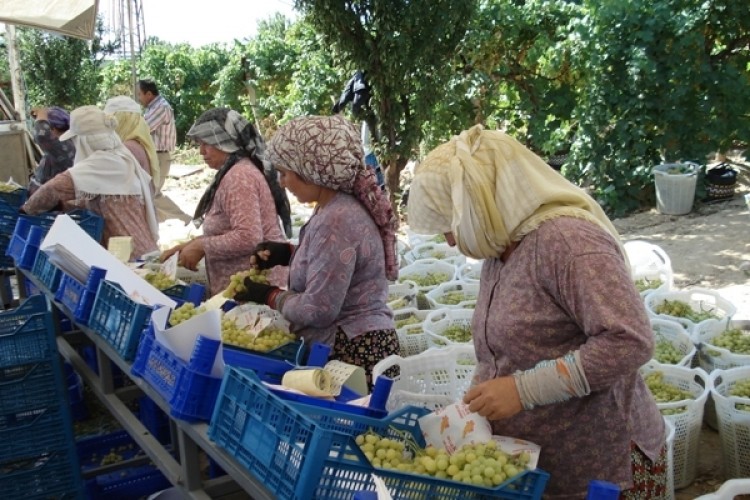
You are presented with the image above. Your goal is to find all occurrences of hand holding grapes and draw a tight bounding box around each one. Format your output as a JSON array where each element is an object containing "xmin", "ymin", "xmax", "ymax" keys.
[
  {"xmin": 250, "ymin": 241, "xmax": 293, "ymax": 270},
  {"xmin": 464, "ymin": 376, "xmax": 523, "ymax": 421},
  {"xmin": 178, "ymin": 239, "xmax": 205, "ymax": 271}
]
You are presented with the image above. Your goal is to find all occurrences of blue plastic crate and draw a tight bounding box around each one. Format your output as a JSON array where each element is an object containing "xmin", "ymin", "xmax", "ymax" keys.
[
  {"xmin": 137, "ymin": 395, "xmax": 171, "ymax": 445},
  {"xmin": 209, "ymin": 368, "xmax": 550, "ymax": 500},
  {"xmin": 1, "ymin": 360, "xmax": 66, "ymax": 417},
  {"xmin": 85, "ymin": 463, "xmax": 170, "ymax": 500},
  {"xmin": 81, "ymin": 345, "xmax": 128, "ymax": 388},
  {"xmin": 88, "ymin": 280, "xmax": 153, "ymax": 361},
  {"xmin": 0, "ymin": 446, "xmax": 84, "ymax": 500},
  {"xmin": 13, "ymin": 209, "xmax": 104, "ymax": 243},
  {"xmin": 31, "ymin": 249, "xmax": 62, "ymax": 293},
  {"xmin": 0, "ymin": 187, "xmax": 28, "ymax": 208},
  {"xmin": 76, "ymin": 430, "xmax": 143, "ymax": 472},
  {"xmin": 54, "ymin": 266, "xmax": 106, "ymax": 325},
  {"xmin": 6, "ymin": 219, "xmax": 47, "ymax": 269},
  {"xmin": 221, "ymin": 341, "xmax": 330, "ymax": 385},
  {"xmin": 134, "ymin": 327, "xmax": 221, "ymax": 422},
  {"xmin": 0, "ymin": 295, "xmax": 56, "ymax": 369},
  {"xmin": 0, "ymin": 234, "xmax": 14, "ymax": 269},
  {"xmin": 161, "ymin": 282, "xmax": 206, "ymax": 307}
]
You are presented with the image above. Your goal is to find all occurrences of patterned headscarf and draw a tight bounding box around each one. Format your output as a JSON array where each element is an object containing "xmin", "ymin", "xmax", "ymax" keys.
[
  {"xmin": 47, "ymin": 106, "xmax": 70, "ymax": 131},
  {"xmin": 407, "ymin": 125, "xmax": 624, "ymax": 261},
  {"xmin": 187, "ymin": 108, "xmax": 292, "ymax": 235},
  {"xmin": 267, "ymin": 114, "xmax": 399, "ymax": 281}
]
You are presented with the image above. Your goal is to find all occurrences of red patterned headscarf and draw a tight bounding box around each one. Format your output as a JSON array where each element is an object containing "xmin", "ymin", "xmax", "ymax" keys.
[{"xmin": 267, "ymin": 115, "xmax": 399, "ymax": 281}]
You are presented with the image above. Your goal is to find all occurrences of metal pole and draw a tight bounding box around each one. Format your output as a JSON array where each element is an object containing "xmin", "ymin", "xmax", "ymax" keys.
[{"xmin": 126, "ymin": 0, "xmax": 138, "ymax": 98}]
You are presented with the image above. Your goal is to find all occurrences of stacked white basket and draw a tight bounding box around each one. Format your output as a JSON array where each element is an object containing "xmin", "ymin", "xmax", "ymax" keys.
[
  {"xmin": 398, "ymin": 259, "xmax": 456, "ymax": 293},
  {"xmin": 372, "ymin": 344, "xmax": 476, "ymax": 412},
  {"xmin": 391, "ymin": 307, "xmax": 430, "ymax": 357},
  {"xmin": 665, "ymin": 417, "xmax": 676, "ymax": 500},
  {"xmin": 645, "ymin": 288, "xmax": 737, "ymax": 343},
  {"xmin": 625, "ymin": 240, "xmax": 674, "ymax": 297},
  {"xmin": 641, "ymin": 362, "xmax": 710, "ymax": 489},
  {"xmin": 425, "ymin": 280, "xmax": 479, "ymax": 310},
  {"xmin": 651, "ymin": 318, "xmax": 697, "ymax": 367},
  {"xmin": 709, "ymin": 366, "xmax": 750, "ymax": 479},
  {"xmin": 456, "ymin": 260, "xmax": 483, "ymax": 284},
  {"xmin": 423, "ymin": 308, "xmax": 474, "ymax": 348},
  {"xmin": 696, "ymin": 321, "xmax": 750, "ymax": 373}
]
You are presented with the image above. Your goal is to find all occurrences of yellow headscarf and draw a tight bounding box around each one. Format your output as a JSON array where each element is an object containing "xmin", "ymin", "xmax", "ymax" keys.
[
  {"xmin": 111, "ymin": 112, "xmax": 161, "ymax": 189},
  {"xmin": 407, "ymin": 125, "xmax": 624, "ymax": 260}
]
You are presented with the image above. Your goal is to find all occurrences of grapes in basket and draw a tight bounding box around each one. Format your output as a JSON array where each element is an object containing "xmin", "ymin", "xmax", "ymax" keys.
[
  {"xmin": 395, "ymin": 314, "xmax": 421, "ymax": 329},
  {"xmin": 223, "ymin": 268, "xmax": 270, "ymax": 298},
  {"xmin": 437, "ymin": 291, "xmax": 473, "ymax": 305},
  {"xmin": 145, "ymin": 271, "xmax": 177, "ymax": 290},
  {"xmin": 653, "ymin": 338, "xmax": 684, "ymax": 364},
  {"xmin": 438, "ymin": 325, "xmax": 472, "ymax": 343},
  {"xmin": 730, "ymin": 379, "xmax": 750, "ymax": 411},
  {"xmin": 653, "ymin": 299, "xmax": 718, "ymax": 323},
  {"xmin": 221, "ymin": 316, "xmax": 296, "ymax": 352},
  {"xmin": 355, "ymin": 431, "xmax": 530, "ymax": 487},
  {"xmin": 400, "ymin": 272, "xmax": 451, "ymax": 287},
  {"xmin": 706, "ymin": 328, "xmax": 750, "ymax": 355},
  {"xmin": 168, "ymin": 302, "xmax": 206, "ymax": 327},
  {"xmin": 634, "ymin": 277, "xmax": 663, "ymax": 293},
  {"xmin": 643, "ymin": 371, "xmax": 692, "ymax": 416}
]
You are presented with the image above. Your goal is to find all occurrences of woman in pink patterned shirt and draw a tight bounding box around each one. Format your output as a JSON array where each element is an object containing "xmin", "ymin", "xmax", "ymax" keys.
[
  {"xmin": 161, "ymin": 108, "xmax": 291, "ymax": 297},
  {"xmin": 234, "ymin": 115, "xmax": 400, "ymax": 387},
  {"xmin": 407, "ymin": 126, "xmax": 667, "ymax": 498}
]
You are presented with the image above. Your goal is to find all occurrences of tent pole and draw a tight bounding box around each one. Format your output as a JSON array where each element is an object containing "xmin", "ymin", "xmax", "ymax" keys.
[
  {"xmin": 5, "ymin": 24, "xmax": 26, "ymax": 121},
  {"xmin": 126, "ymin": 0, "xmax": 138, "ymax": 97}
]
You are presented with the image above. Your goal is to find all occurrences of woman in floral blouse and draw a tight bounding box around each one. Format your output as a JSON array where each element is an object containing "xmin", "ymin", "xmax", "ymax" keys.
[
  {"xmin": 235, "ymin": 115, "xmax": 400, "ymax": 387},
  {"xmin": 405, "ymin": 125, "xmax": 668, "ymax": 498}
]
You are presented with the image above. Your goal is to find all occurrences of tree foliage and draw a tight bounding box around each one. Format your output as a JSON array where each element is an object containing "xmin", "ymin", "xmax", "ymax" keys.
[{"xmin": 294, "ymin": 0, "xmax": 479, "ymax": 198}]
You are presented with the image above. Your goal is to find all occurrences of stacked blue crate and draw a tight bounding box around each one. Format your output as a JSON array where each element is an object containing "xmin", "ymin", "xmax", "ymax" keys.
[{"xmin": 0, "ymin": 295, "xmax": 84, "ymax": 499}]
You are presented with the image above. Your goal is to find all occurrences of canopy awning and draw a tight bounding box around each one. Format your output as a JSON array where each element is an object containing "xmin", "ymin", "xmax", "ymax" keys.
[{"xmin": 0, "ymin": 0, "xmax": 98, "ymax": 40}]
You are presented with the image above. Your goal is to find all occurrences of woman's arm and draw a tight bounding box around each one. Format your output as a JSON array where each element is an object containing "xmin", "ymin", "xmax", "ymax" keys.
[{"xmin": 21, "ymin": 172, "xmax": 75, "ymax": 214}]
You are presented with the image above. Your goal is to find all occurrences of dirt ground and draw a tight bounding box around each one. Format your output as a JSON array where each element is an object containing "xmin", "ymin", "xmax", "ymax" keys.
[{"xmin": 160, "ymin": 156, "xmax": 750, "ymax": 499}]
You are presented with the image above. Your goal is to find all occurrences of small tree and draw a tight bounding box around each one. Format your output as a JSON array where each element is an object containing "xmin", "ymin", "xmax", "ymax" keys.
[{"xmin": 295, "ymin": 0, "xmax": 479, "ymax": 203}]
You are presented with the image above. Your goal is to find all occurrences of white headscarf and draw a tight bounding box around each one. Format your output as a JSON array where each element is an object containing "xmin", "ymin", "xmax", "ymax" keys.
[{"xmin": 62, "ymin": 106, "xmax": 159, "ymax": 240}]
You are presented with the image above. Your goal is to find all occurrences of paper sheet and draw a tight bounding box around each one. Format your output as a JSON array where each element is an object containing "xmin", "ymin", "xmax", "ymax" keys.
[{"xmin": 107, "ymin": 236, "xmax": 133, "ymax": 263}]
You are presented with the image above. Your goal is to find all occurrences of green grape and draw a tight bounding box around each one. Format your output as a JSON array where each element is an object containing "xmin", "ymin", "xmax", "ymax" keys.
[
  {"xmin": 437, "ymin": 291, "xmax": 473, "ymax": 305},
  {"xmin": 653, "ymin": 338, "xmax": 684, "ymax": 364},
  {"xmin": 221, "ymin": 318, "xmax": 297, "ymax": 352},
  {"xmin": 145, "ymin": 271, "xmax": 177, "ymax": 290},
  {"xmin": 708, "ymin": 328, "xmax": 750, "ymax": 355},
  {"xmin": 653, "ymin": 299, "xmax": 718, "ymax": 323},
  {"xmin": 400, "ymin": 272, "xmax": 451, "ymax": 287},
  {"xmin": 730, "ymin": 379, "xmax": 750, "ymax": 411},
  {"xmin": 224, "ymin": 268, "xmax": 270, "ymax": 297},
  {"xmin": 395, "ymin": 314, "xmax": 421, "ymax": 329},
  {"xmin": 635, "ymin": 278, "xmax": 663, "ymax": 292},
  {"xmin": 439, "ymin": 325, "xmax": 473, "ymax": 343},
  {"xmin": 168, "ymin": 302, "xmax": 206, "ymax": 326},
  {"xmin": 643, "ymin": 371, "xmax": 693, "ymax": 416}
]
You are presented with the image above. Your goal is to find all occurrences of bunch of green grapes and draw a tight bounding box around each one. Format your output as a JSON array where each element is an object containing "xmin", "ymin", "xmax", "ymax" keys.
[
  {"xmin": 168, "ymin": 302, "xmax": 206, "ymax": 326},
  {"xmin": 222, "ymin": 318, "xmax": 297, "ymax": 352},
  {"xmin": 0, "ymin": 183, "xmax": 21, "ymax": 193},
  {"xmin": 400, "ymin": 272, "xmax": 451, "ymax": 287},
  {"xmin": 438, "ymin": 291, "xmax": 473, "ymax": 305},
  {"xmin": 635, "ymin": 278, "xmax": 663, "ymax": 292},
  {"xmin": 440, "ymin": 324, "xmax": 473, "ymax": 343},
  {"xmin": 730, "ymin": 379, "xmax": 750, "ymax": 411},
  {"xmin": 653, "ymin": 338, "xmax": 684, "ymax": 364},
  {"xmin": 224, "ymin": 268, "xmax": 270, "ymax": 297},
  {"xmin": 292, "ymin": 215, "xmax": 306, "ymax": 227},
  {"xmin": 653, "ymin": 299, "xmax": 718, "ymax": 323},
  {"xmin": 355, "ymin": 432, "xmax": 529, "ymax": 487},
  {"xmin": 395, "ymin": 314, "xmax": 421, "ymax": 329},
  {"xmin": 388, "ymin": 297, "xmax": 411, "ymax": 310},
  {"xmin": 429, "ymin": 250, "xmax": 446, "ymax": 259},
  {"xmin": 707, "ymin": 328, "xmax": 750, "ymax": 355},
  {"xmin": 145, "ymin": 271, "xmax": 177, "ymax": 290},
  {"xmin": 644, "ymin": 371, "xmax": 692, "ymax": 415}
]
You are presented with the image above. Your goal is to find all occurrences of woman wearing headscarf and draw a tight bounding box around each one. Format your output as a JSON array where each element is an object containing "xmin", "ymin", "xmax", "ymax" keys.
[
  {"xmin": 235, "ymin": 114, "xmax": 400, "ymax": 387},
  {"xmin": 161, "ymin": 108, "xmax": 292, "ymax": 297},
  {"xmin": 406, "ymin": 125, "xmax": 667, "ymax": 498},
  {"xmin": 104, "ymin": 96, "xmax": 160, "ymax": 192},
  {"xmin": 28, "ymin": 106, "xmax": 76, "ymax": 194},
  {"xmin": 22, "ymin": 105, "xmax": 159, "ymax": 260}
]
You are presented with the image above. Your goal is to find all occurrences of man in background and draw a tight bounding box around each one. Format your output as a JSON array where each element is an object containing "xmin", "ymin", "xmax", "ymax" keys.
[{"xmin": 136, "ymin": 79, "xmax": 175, "ymax": 194}]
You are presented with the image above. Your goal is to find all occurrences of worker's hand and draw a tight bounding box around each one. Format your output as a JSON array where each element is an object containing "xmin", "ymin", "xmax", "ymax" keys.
[
  {"xmin": 234, "ymin": 279, "xmax": 279, "ymax": 306},
  {"xmin": 177, "ymin": 239, "xmax": 205, "ymax": 271},
  {"xmin": 250, "ymin": 241, "xmax": 293, "ymax": 270},
  {"xmin": 463, "ymin": 376, "xmax": 523, "ymax": 421},
  {"xmin": 160, "ymin": 242, "xmax": 186, "ymax": 262}
]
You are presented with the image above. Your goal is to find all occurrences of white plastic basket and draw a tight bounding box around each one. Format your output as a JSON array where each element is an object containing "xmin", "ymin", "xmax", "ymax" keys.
[
  {"xmin": 405, "ymin": 229, "xmax": 445, "ymax": 248},
  {"xmin": 625, "ymin": 240, "xmax": 674, "ymax": 298},
  {"xmin": 640, "ymin": 362, "xmax": 710, "ymax": 489},
  {"xmin": 665, "ymin": 418, "xmax": 676, "ymax": 500},
  {"xmin": 397, "ymin": 259, "xmax": 456, "ymax": 292},
  {"xmin": 387, "ymin": 280, "xmax": 418, "ymax": 311},
  {"xmin": 425, "ymin": 281, "xmax": 479, "ymax": 310},
  {"xmin": 709, "ymin": 366, "xmax": 750, "ymax": 479},
  {"xmin": 456, "ymin": 260, "xmax": 483, "ymax": 284},
  {"xmin": 392, "ymin": 307, "xmax": 430, "ymax": 357},
  {"xmin": 645, "ymin": 288, "xmax": 737, "ymax": 343},
  {"xmin": 403, "ymin": 242, "xmax": 466, "ymax": 267},
  {"xmin": 144, "ymin": 261, "xmax": 208, "ymax": 287},
  {"xmin": 372, "ymin": 344, "xmax": 477, "ymax": 412},
  {"xmin": 653, "ymin": 162, "xmax": 699, "ymax": 215},
  {"xmin": 650, "ymin": 318, "xmax": 696, "ymax": 367},
  {"xmin": 697, "ymin": 321, "xmax": 750, "ymax": 373},
  {"xmin": 694, "ymin": 479, "xmax": 750, "ymax": 500},
  {"xmin": 423, "ymin": 308, "xmax": 474, "ymax": 348}
]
